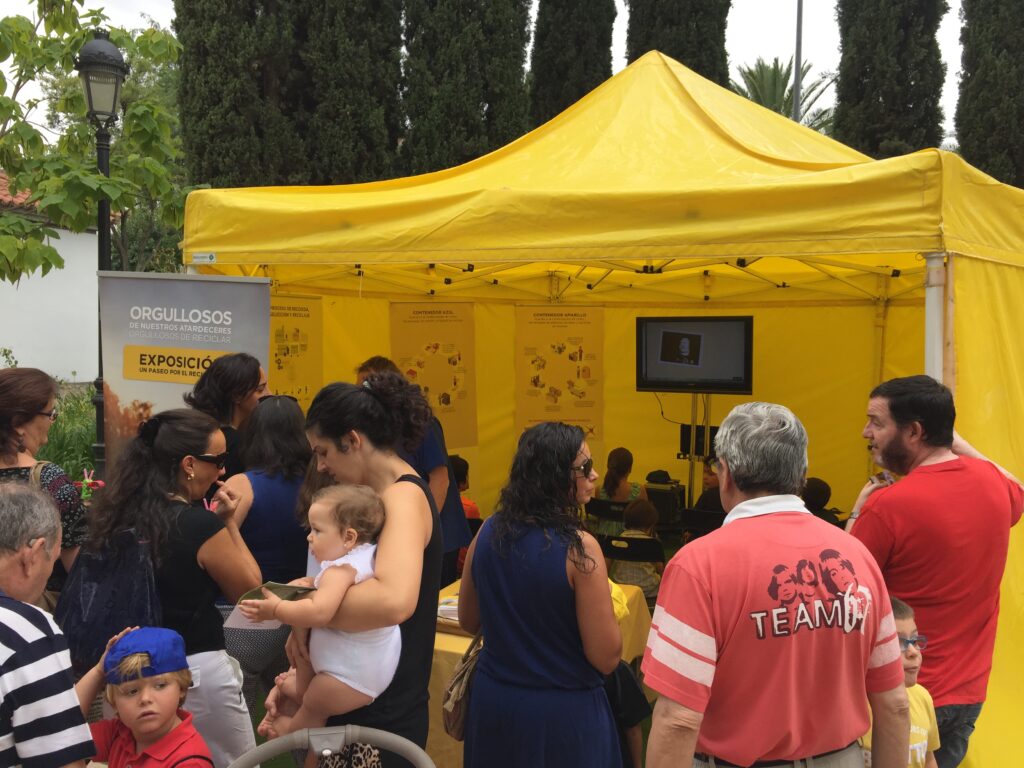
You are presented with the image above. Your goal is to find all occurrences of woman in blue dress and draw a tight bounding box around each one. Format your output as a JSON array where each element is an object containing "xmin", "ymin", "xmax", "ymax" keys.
[{"xmin": 459, "ymin": 421, "xmax": 623, "ymax": 768}]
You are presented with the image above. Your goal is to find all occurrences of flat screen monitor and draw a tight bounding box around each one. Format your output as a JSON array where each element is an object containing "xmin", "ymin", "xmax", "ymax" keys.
[{"xmin": 636, "ymin": 316, "xmax": 753, "ymax": 394}]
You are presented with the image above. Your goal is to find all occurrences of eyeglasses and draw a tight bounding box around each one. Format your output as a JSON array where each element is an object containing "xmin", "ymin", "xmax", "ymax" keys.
[
  {"xmin": 38, "ymin": 409, "xmax": 58, "ymax": 422},
  {"xmin": 898, "ymin": 635, "xmax": 927, "ymax": 652},
  {"xmin": 259, "ymin": 394, "xmax": 298, "ymax": 404},
  {"xmin": 194, "ymin": 452, "xmax": 229, "ymax": 469},
  {"xmin": 571, "ymin": 456, "xmax": 594, "ymax": 477}
]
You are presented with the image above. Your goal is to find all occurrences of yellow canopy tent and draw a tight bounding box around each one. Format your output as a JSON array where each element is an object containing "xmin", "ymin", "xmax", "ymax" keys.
[{"xmin": 182, "ymin": 52, "xmax": 1024, "ymax": 764}]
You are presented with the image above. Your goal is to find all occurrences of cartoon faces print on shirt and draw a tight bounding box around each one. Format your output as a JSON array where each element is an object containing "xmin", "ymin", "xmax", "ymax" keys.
[{"xmin": 752, "ymin": 548, "xmax": 872, "ymax": 640}]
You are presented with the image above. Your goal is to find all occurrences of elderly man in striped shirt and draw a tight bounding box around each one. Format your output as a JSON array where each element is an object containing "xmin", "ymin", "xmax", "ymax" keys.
[
  {"xmin": 643, "ymin": 402, "xmax": 910, "ymax": 768},
  {"xmin": 0, "ymin": 484, "xmax": 93, "ymax": 768}
]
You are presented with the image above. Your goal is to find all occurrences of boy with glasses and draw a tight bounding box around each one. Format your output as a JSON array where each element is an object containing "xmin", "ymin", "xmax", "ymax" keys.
[{"xmin": 861, "ymin": 597, "xmax": 940, "ymax": 768}]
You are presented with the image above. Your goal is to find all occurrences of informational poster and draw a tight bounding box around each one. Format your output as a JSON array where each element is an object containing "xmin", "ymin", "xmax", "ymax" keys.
[
  {"xmin": 515, "ymin": 307, "xmax": 603, "ymax": 439},
  {"xmin": 389, "ymin": 303, "xmax": 477, "ymax": 448},
  {"xmin": 99, "ymin": 272, "xmax": 270, "ymax": 464},
  {"xmin": 269, "ymin": 294, "xmax": 323, "ymax": 413}
]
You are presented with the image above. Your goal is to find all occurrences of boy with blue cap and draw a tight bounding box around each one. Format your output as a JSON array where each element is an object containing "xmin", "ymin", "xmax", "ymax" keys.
[{"xmin": 75, "ymin": 627, "xmax": 213, "ymax": 767}]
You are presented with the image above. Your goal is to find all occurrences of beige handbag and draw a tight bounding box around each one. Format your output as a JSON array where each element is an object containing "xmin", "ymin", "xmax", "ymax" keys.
[{"xmin": 441, "ymin": 632, "xmax": 483, "ymax": 741}]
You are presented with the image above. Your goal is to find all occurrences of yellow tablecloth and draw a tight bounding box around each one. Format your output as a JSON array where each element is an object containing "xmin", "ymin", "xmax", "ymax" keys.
[{"xmin": 426, "ymin": 580, "xmax": 652, "ymax": 767}]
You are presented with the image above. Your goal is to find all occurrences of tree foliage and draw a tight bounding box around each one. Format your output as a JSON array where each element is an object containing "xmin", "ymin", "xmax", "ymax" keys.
[
  {"xmin": 480, "ymin": 0, "xmax": 530, "ymax": 152},
  {"xmin": 731, "ymin": 57, "xmax": 835, "ymax": 134},
  {"xmin": 403, "ymin": 0, "xmax": 488, "ymax": 175},
  {"xmin": 529, "ymin": 0, "xmax": 616, "ymax": 129},
  {"xmin": 834, "ymin": 0, "xmax": 948, "ymax": 158},
  {"xmin": 1, "ymin": 0, "xmax": 189, "ymax": 282},
  {"xmin": 956, "ymin": 0, "xmax": 1024, "ymax": 187},
  {"xmin": 302, "ymin": 0, "xmax": 403, "ymax": 183},
  {"xmin": 176, "ymin": 0, "xmax": 406, "ymax": 187},
  {"xmin": 626, "ymin": 0, "xmax": 730, "ymax": 86}
]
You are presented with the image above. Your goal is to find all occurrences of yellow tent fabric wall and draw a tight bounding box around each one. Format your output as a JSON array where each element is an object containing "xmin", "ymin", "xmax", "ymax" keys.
[
  {"xmin": 953, "ymin": 257, "xmax": 1024, "ymax": 768},
  {"xmin": 316, "ymin": 294, "xmax": 923, "ymax": 518}
]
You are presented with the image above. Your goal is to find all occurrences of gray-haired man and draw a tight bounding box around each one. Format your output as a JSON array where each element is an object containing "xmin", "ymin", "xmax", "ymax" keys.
[
  {"xmin": 644, "ymin": 402, "xmax": 909, "ymax": 768},
  {"xmin": 0, "ymin": 484, "xmax": 93, "ymax": 767}
]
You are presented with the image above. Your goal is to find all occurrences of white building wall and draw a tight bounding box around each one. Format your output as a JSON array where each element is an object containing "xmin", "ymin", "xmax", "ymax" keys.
[{"xmin": 0, "ymin": 230, "xmax": 98, "ymax": 382}]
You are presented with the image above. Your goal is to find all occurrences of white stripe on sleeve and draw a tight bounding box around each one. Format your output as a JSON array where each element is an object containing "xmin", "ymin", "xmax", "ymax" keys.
[
  {"xmin": 652, "ymin": 605, "xmax": 717, "ymax": 661},
  {"xmin": 648, "ymin": 632, "xmax": 716, "ymax": 687},
  {"xmin": 869, "ymin": 635, "xmax": 901, "ymax": 668}
]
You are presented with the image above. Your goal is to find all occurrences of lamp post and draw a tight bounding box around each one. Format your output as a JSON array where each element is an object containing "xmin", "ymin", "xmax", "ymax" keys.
[{"xmin": 75, "ymin": 29, "xmax": 128, "ymax": 479}]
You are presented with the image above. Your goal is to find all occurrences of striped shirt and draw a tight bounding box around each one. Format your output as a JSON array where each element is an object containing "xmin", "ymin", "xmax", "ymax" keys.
[
  {"xmin": 642, "ymin": 497, "xmax": 903, "ymax": 766},
  {"xmin": 0, "ymin": 591, "xmax": 94, "ymax": 768}
]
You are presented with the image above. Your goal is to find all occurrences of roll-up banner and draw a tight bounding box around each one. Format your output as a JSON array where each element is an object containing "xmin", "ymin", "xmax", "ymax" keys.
[{"xmin": 99, "ymin": 272, "xmax": 270, "ymax": 465}]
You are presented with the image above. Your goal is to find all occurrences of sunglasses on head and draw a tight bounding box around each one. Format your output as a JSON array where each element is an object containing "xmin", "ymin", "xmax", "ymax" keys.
[
  {"xmin": 571, "ymin": 456, "xmax": 594, "ymax": 477},
  {"xmin": 194, "ymin": 452, "xmax": 229, "ymax": 469}
]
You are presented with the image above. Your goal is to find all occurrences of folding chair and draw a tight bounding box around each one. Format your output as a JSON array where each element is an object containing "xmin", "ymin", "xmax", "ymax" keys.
[
  {"xmin": 226, "ymin": 726, "xmax": 437, "ymax": 768},
  {"xmin": 645, "ymin": 483, "xmax": 686, "ymax": 540},
  {"xmin": 596, "ymin": 534, "xmax": 667, "ymax": 566},
  {"xmin": 583, "ymin": 498, "xmax": 629, "ymax": 535}
]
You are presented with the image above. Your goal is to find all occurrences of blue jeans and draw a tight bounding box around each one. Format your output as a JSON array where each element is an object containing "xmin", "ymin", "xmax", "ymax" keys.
[{"xmin": 934, "ymin": 702, "xmax": 984, "ymax": 768}]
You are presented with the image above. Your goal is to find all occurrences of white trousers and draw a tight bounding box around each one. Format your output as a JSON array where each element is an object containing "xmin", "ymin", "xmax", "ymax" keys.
[{"xmin": 183, "ymin": 650, "xmax": 257, "ymax": 768}]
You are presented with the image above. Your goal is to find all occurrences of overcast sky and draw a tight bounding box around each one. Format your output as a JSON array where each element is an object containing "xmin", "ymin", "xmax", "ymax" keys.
[{"xmin": 13, "ymin": 0, "xmax": 963, "ymax": 139}]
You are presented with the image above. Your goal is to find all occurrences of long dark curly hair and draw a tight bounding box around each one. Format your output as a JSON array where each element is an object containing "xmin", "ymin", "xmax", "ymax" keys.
[
  {"xmin": 489, "ymin": 422, "xmax": 594, "ymax": 572},
  {"xmin": 305, "ymin": 372, "xmax": 431, "ymax": 454},
  {"xmin": 88, "ymin": 408, "xmax": 220, "ymax": 562}
]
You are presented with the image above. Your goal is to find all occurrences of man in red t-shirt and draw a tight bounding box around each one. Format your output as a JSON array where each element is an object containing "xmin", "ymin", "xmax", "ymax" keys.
[
  {"xmin": 850, "ymin": 375, "xmax": 1023, "ymax": 768},
  {"xmin": 644, "ymin": 402, "xmax": 908, "ymax": 768}
]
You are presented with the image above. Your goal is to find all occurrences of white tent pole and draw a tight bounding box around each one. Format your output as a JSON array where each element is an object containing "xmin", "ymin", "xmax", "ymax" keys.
[{"xmin": 924, "ymin": 252, "xmax": 947, "ymax": 382}]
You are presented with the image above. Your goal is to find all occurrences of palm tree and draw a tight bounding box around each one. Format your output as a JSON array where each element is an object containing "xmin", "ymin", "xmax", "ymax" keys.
[{"xmin": 731, "ymin": 57, "xmax": 835, "ymax": 135}]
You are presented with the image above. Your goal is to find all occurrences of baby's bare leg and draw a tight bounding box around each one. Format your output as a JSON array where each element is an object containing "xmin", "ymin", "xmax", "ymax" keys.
[{"xmin": 270, "ymin": 673, "xmax": 373, "ymax": 737}]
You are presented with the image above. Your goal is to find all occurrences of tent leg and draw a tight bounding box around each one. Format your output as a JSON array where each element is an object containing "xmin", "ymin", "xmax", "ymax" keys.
[{"xmin": 924, "ymin": 252, "xmax": 947, "ymax": 382}]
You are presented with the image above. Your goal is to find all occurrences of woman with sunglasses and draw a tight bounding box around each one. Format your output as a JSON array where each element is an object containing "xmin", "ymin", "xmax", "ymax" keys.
[
  {"xmin": 218, "ymin": 395, "xmax": 311, "ymax": 712},
  {"xmin": 458, "ymin": 421, "xmax": 622, "ymax": 768},
  {"xmin": 0, "ymin": 367, "xmax": 88, "ymax": 605},
  {"xmin": 88, "ymin": 408, "xmax": 261, "ymax": 766},
  {"xmin": 184, "ymin": 352, "xmax": 269, "ymax": 484}
]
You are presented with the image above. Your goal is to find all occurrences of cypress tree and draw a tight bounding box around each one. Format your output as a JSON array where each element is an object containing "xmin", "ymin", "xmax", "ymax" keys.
[
  {"xmin": 176, "ymin": 0, "xmax": 265, "ymax": 186},
  {"xmin": 529, "ymin": 0, "xmax": 617, "ymax": 128},
  {"xmin": 625, "ymin": 0, "xmax": 730, "ymax": 86},
  {"xmin": 176, "ymin": 0, "xmax": 309, "ymax": 187},
  {"xmin": 301, "ymin": 0, "xmax": 404, "ymax": 183},
  {"xmin": 833, "ymin": 0, "xmax": 948, "ymax": 158},
  {"xmin": 956, "ymin": 0, "xmax": 1024, "ymax": 187},
  {"xmin": 404, "ymin": 0, "xmax": 489, "ymax": 175},
  {"xmin": 481, "ymin": 0, "xmax": 530, "ymax": 151}
]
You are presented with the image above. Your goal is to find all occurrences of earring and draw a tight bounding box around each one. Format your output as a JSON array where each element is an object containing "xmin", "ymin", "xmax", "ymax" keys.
[
  {"xmin": 187, "ymin": 472, "xmax": 194, "ymax": 481},
  {"xmin": 16, "ymin": 434, "xmax": 26, "ymax": 453}
]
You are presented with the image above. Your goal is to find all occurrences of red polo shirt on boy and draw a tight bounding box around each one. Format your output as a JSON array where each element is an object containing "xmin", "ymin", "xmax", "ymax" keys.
[
  {"xmin": 89, "ymin": 709, "xmax": 212, "ymax": 768},
  {"xmin": 643, "ymin": 497, "xmax": 904, "ymax": 766}
]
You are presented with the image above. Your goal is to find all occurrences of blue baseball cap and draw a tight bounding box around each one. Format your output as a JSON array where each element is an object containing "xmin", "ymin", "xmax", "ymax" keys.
[{"xmin": 103, "ymin": 627, "xmax": 188, "ymax": 684}]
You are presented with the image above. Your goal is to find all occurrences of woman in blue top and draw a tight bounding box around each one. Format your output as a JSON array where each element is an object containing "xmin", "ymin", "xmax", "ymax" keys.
[
  {"xmin": 220, "ymin": 394, "xmax": 311, "ymax": 710},
  {"xmin": 459, "ymin": 421, "xmax": 623, "ymax": 768}
]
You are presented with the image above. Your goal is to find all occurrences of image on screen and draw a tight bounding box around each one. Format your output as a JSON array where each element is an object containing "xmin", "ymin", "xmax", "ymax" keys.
[{"xmin": 636, "ymin": 316, "xmax": 752, "ymax": 394}]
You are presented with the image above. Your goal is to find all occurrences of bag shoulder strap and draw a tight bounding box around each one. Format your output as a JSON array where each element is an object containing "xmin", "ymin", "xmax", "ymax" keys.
[
  {"xmin": 462, "ymin": 632, "xmax": 483, "ymax": 661},
  {"xmin": 29, "ymin": 460, "xmax": 50, "ymax": 489}
]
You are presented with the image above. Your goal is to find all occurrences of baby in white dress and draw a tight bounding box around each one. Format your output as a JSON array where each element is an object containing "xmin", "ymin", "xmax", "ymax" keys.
[{"xmin": 240, "ymin": 484, "xmax": 400, "ymax": 748}]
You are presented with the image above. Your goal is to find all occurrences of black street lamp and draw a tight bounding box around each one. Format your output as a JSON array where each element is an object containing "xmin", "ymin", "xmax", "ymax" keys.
[{"xmin": 75, "ymin": 29, "xmax": 128, "ymax": 479}]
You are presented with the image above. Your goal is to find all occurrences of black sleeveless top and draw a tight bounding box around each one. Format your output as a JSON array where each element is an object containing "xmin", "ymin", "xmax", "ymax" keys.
[{"xmin": 326, "ymin": 474, "xmax": 443, "ymax": 762}]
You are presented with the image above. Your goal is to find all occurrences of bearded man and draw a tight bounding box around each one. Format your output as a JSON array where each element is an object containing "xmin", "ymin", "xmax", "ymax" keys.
[{"xmin": 850, "ymin": 375, "xmax": 1023, "ymax": 768}]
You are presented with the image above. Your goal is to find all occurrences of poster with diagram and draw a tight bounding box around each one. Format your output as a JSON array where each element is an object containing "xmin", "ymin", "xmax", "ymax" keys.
[
  {"xmin": 515, "ymin": 307, "xmax": 603, "ymax": 439},
  {"xmin": 269, "ymin": 294, "xmax": 323, "ymax": 413},
  {"xmin": 389, "ymin": 303, "xmax": 477, "ymax": 448}
]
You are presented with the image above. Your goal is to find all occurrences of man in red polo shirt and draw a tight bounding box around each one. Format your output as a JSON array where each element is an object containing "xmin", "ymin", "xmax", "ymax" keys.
[
  {"xmin": 644, "ymin": 402, "xmax": 908, "ymax": 768},
  {"xmin": 850, "ymin": 375, "xmax": 1023, "ymax": 768}
]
